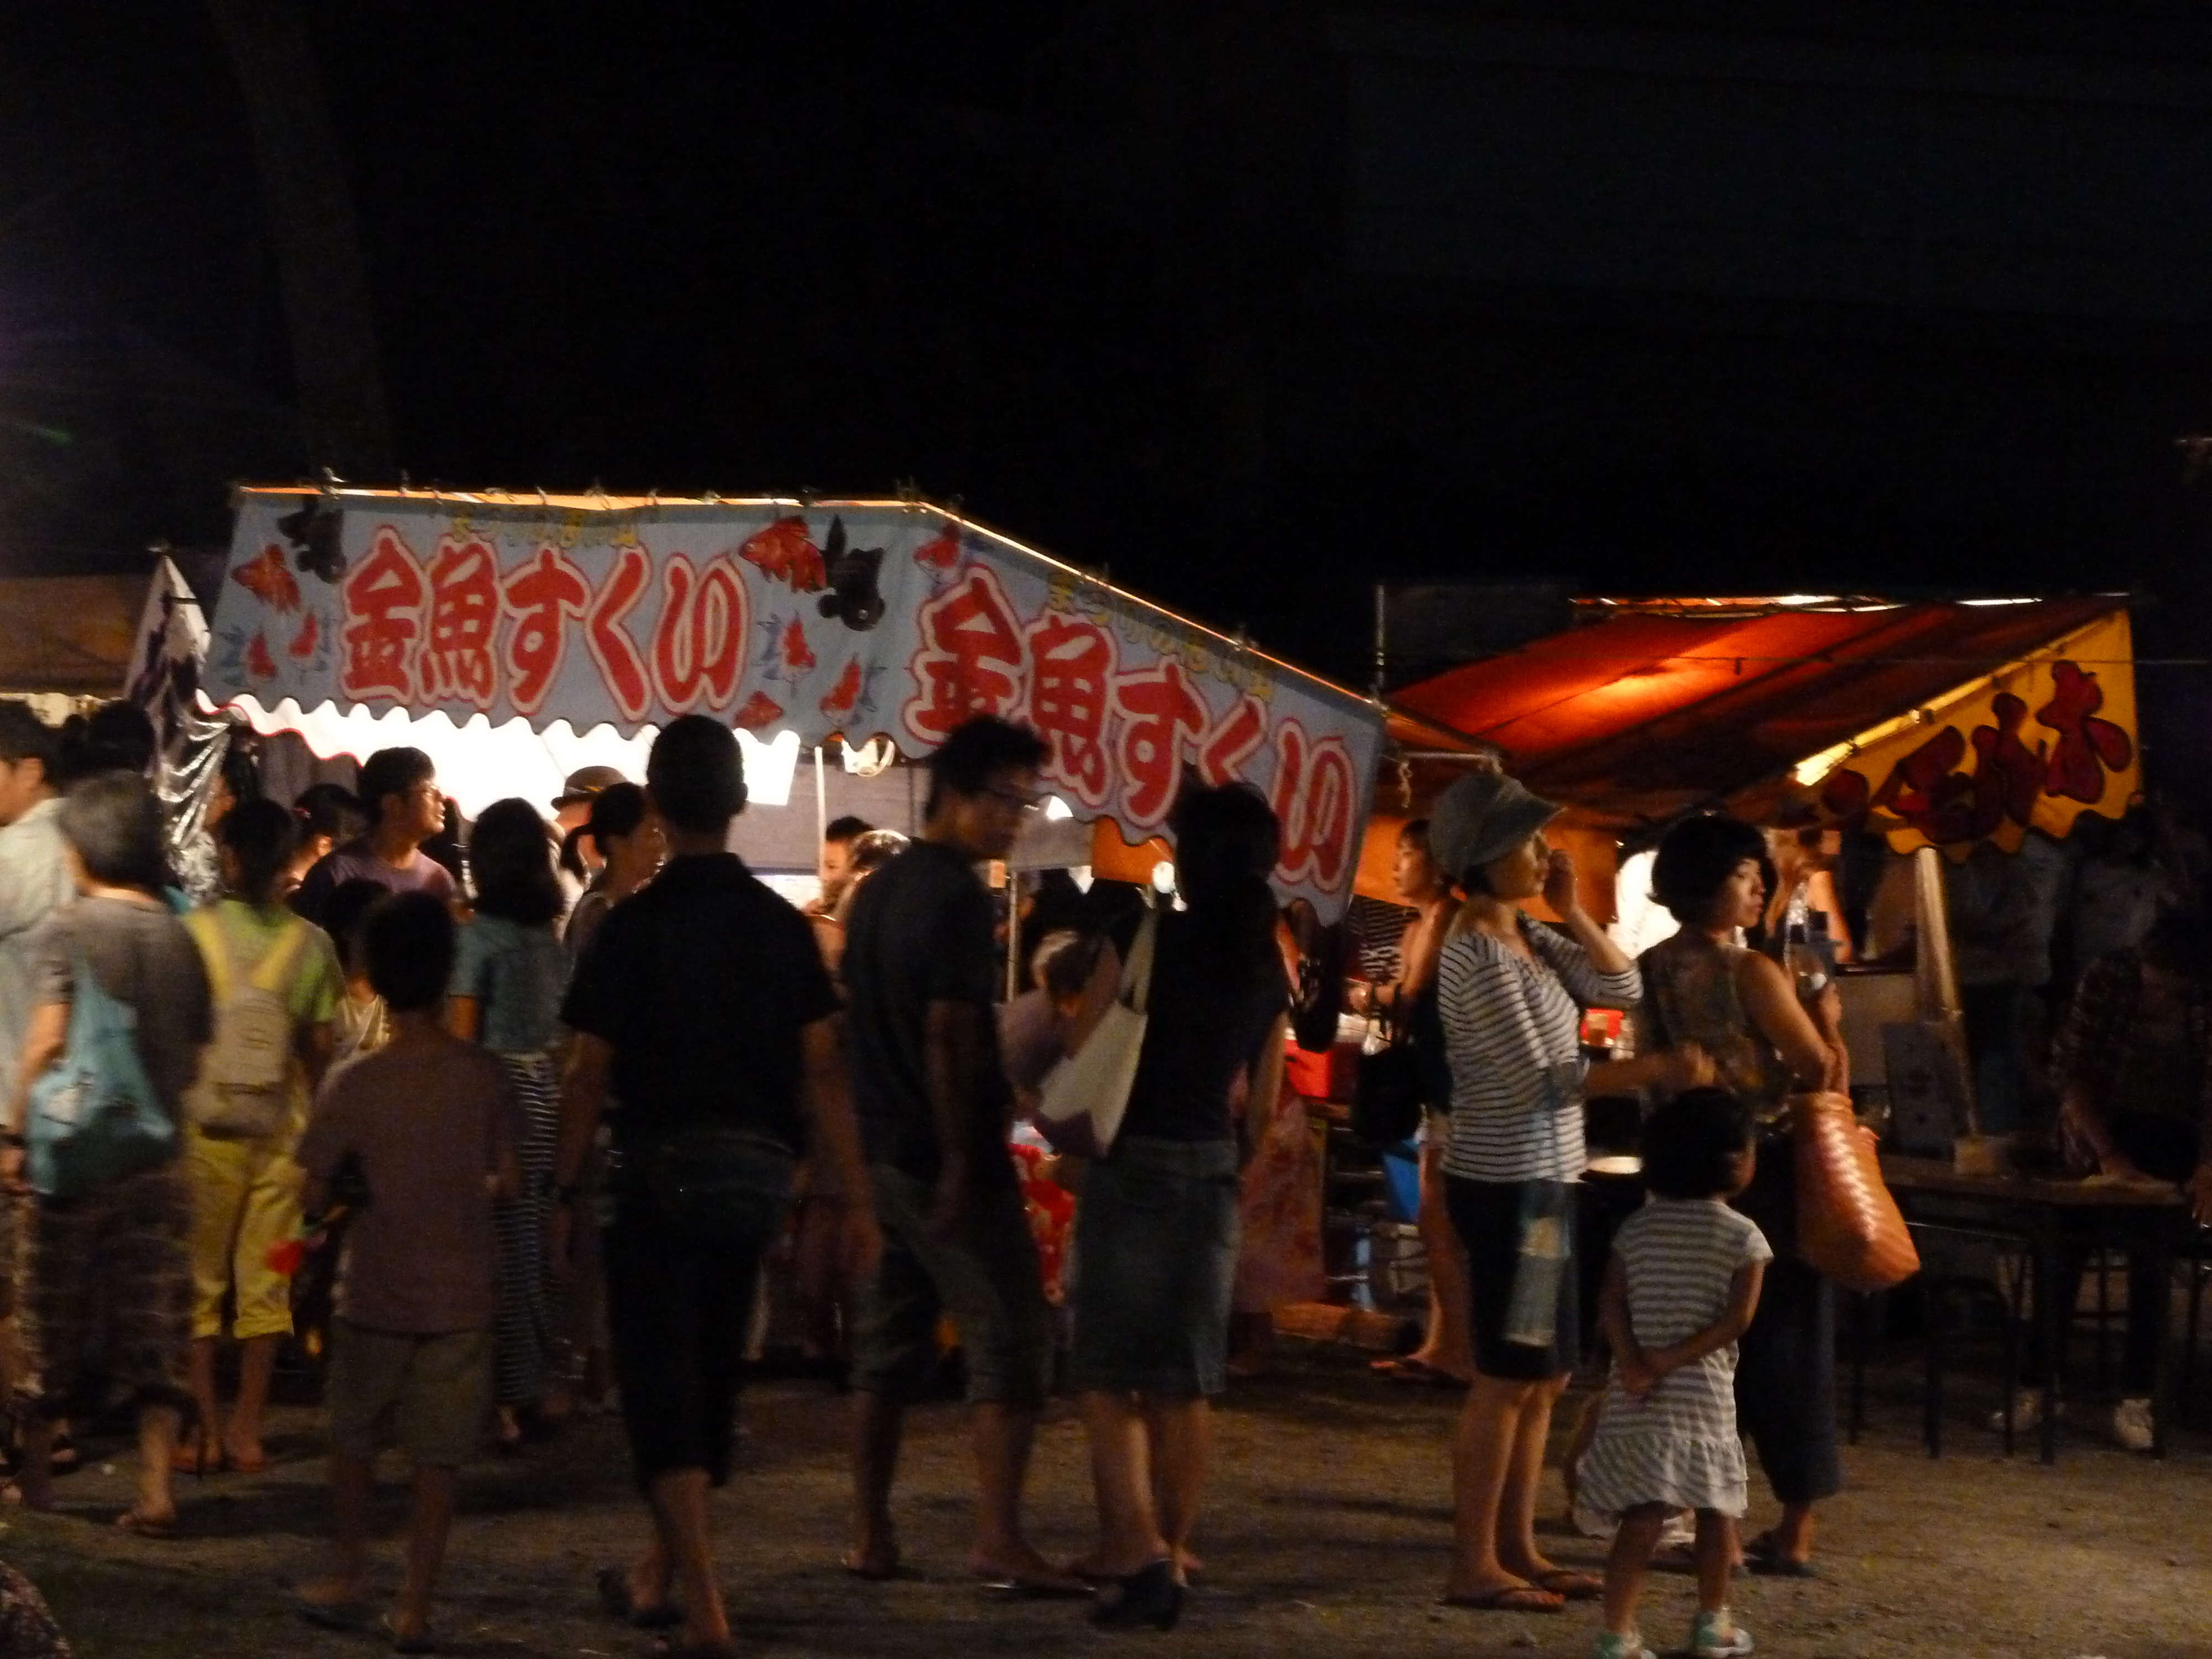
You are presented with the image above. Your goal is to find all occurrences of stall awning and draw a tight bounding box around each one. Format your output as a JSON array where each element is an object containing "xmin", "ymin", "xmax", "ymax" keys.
[
  {"xmin": 204, "ymin": 488, "xmax": 1386, "ymax": 917},
  {"xmin": 1391, "ymin": 596, "xmax": 2131, "ymax": 833},
  {"xmin": 0, "ymin": 575, "xmax": 148, "ymax": 696}
]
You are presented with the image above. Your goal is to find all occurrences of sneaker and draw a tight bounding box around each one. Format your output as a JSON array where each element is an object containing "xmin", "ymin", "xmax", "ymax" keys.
[
  {"xmin": 1690, "ymin": 1608, "xmax": 1755, "ymax": 1658},
  {"xmin": 2111, "ymin": 1397, "xmax": 2154, "ymax": 1453},
  {"xmin": 1985, "ymin": 1386, "xmax": 2064, "ymax": 1433},
  {"xmin": 1593, "ymin": 1634, "xmax": 1657, "ymax": 1659}
]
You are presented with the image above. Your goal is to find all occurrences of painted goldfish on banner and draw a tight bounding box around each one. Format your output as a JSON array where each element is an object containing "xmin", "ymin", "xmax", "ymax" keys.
[
  {"xmin": 233, "ymin": 544, "xmax": 301, "ymax": 614},
  {"xmin": 740, "ymin": 517, "xmax": 827, "ymax": 592}
]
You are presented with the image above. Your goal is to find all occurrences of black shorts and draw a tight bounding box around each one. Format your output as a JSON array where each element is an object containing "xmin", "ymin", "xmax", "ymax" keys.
[
  {"xmin": 604, "ymin": 1194, "xmax": 764, "ymax": 1490},
  {"xmin": 1446, "ymin": 1175, "xmax": 1579, "ymax": 1382}
]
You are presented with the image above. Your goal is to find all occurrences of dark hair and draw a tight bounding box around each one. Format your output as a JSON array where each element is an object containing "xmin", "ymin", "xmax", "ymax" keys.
[
  {"xmin": 59, "ymin": 700, "xmax": 157, "ymax": 784},
  {"xmin": 220, "ymin": 797, "xmax": 298, "ymax": 905},
  {"xmin": 924, "ymin": 716, "xmax": 1046, "ymax": 817},
  {"xmin": 217, "ymin": 743, "xmax": 262, "ymax": 811},
  {"xmin": 1640, "ymin": 1087, "xmax": 1755, "ymax": 1201},
  {"xmin": 58, "ymin": 771, "xmax": 169, "ymax": 892},
  {"xmin": 648, "ymin": 714, "xmax": 747, "ymax": 834},
  {"xmin": 324, "ymin": 878, "xmax": 389, "ymax": 976},
  {"xmin": 585, "ymin": 781, "xmax": 650, "ymax": 851},
  {"xmin": 825, "ymin": 813, "xmax": 873, "ymax": 844},
  {"xmin": 468, "ymin": 799, "xmax": 564, "ymax": 926},
  {"xmin": 1651, "ymin": 814, "xmax": 1775, "ymax": 926},
  {"xmin": 1169, "ymin": 781, "xmax": 1282, "ymax": 982},
  {"xmin": 420, "ymin": 795, "xmax": 465, "ymax": 883},
  {"xmin": 0, "ymin": 703, "xmax": 59, "ymax": 773},
  {"xmin": 563, "ymin": 780, "xmax": 652, "ymax": 882},
  {"xmin": 1171, "ymin": 781, "xmax": 1280, "ymax": 906},
  {"xmin": 294, "ymin": 781, "xmax": 364, "ymax": 843},
  {"xmin": 363, "ymin": 890, "xmax": 456, "ymax": 1012},
  {"xmin": 357, "ymin": 747, "xmax": 436, "ymax": 827},
  {"xmin": 847, "ymin": 828, "xmax": 909, "ymax": 879},
  {"xmin": 1399, "ymin": 817, "xmax": 1431, "ymax": 848},
  {"xmin": 1035, "ymin": 929, "xmax": 1102, "ymax": 1003}
]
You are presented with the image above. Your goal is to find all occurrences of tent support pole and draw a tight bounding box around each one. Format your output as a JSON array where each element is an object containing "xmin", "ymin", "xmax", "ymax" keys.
[
  {"xmin": 1373, "ymin": 582, "xmax": 1387, "ymax": 696},
  {"xmin": 813, "ymin": 745, "xmax": 827, "ymax": 866}
]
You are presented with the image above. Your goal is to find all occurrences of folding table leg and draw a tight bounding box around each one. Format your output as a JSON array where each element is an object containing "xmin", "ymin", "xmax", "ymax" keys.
[
  {"xmin": 2036, "ymin": 1231, "xmax": 2062, "ymax": 1466},
  {"xmin": 2149, "ymin": 1223, "xmax": 2177, "ymax": 1460},
  {"xmin": 2000, "ymin": 1290, "xmax": 2020, "ymax": 1459},
  {"xmin": 1848, "ymin": 1292, "xmax": 1868, "ymax": 1446},
  {"xmin": 1923, "ymin": 1281, "xmax": 1944, "ymax": 1459}
]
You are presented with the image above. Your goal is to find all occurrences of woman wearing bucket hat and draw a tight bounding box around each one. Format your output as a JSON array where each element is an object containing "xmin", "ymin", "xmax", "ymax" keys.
[{"xmin": 1429, "ymin": 770, "xmax": 1715, "ymax": 1614}]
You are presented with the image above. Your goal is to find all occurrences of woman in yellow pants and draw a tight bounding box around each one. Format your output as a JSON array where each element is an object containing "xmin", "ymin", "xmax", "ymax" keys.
[{"xmin": 181, "ymin": 799, "xmax": 339, "ymax": 1473}]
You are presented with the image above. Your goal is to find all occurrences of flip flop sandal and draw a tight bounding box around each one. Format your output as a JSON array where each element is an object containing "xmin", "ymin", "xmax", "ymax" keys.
[
  {"xmin": 1437, "ymin": 1585, "xmax": 1567, "ymax": 1613},
  {"xmin": 380, "ymin": 1614, "xmax": 436, "ymax": 1653},
  {"xmin": 1744, "ymin": 1532, "xmax": 1819, "ymax": 1578},
  {"xmin": 975, "ymin": 1575, "xmax": 1093, "ymax": 1600},
  {"xmin": 113, "ymin": 1508, "xmax": 177, "ymax": 1540},
  {"xmin": 595, "ymin": 1566, "xmax": 683, "ymax": 1629},
  {"xmin": 841, "ymin": 1549, "xmax": 900, "ymax": 1582},
  {"xmin": 1528, "ymin": 1569, "xmax": 1603, "ymax": 1600},
  {"xmin": 296, "ymin": 1598, "xmax": 376, "ymax": 1634},
  {"xmin": 171, "ymin": 1437, "xmax": 226, "ymax": 1477}
]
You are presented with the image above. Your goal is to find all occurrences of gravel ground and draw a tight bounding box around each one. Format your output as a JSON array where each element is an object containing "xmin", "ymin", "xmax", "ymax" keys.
[{"xmin": 7, "ymin": 1342, "xmax": 2208, "ymax": 1658}]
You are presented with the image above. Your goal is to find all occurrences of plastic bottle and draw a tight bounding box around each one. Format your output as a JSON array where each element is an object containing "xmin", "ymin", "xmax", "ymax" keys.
[{"xmin": 1785, "ymin": 919, "xmax": 1829, "ymax": 998}]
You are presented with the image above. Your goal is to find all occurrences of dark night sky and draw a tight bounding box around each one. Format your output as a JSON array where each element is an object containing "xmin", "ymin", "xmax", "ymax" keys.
[{"xmin": 8, "ymin": 2, "xmax": 2212, "ymax": 689}]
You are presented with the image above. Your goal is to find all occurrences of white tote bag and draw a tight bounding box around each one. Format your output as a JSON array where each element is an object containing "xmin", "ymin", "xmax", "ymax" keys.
[{"xmin": 1035, "ymin": 905, "xmax": 1159, "ymax": 1159}]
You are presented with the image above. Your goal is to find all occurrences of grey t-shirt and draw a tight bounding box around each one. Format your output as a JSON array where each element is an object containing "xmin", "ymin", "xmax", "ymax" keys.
[
  {"xmin": 0, "ymin": 799, "xmax": 76, "ymax": 1072},
  {"xmin": 842, "ymin": 839, "xmax": 1011, "ymax": 1182},
  {"xmin": 34, "ymin": 895, "xmax": 212, "ymax": 1121}
]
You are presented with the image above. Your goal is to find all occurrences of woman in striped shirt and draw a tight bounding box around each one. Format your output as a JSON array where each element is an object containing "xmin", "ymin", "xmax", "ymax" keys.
[{"xmin": 1429, "ymin": 770, "xmax": 1713, "ymax": 1615}]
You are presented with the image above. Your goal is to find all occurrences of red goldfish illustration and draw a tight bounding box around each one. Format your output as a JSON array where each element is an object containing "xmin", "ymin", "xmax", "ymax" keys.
[
  {"xmin": 913, "ymin": 523, "xmax": 962, "ymax": 576},
  {"xmin": 733, "ymin": 690, "xmax": 785, "ymax": 730},
  {"xmin": 233, "ymin": 542, "xmax": 302, "ymax": 614},
  {"xmin": 243, "ymin": 631, "xmax": 278, "ymax": 680},
  {"xmin": 740, "ymin": 516, "xmax": 827, "ymax": 592},
  {"xmin": 818, "ymin": 658, "xmax": 863, "ymax": 717},
  {"xmin": 779, "ymin": 615, "xmax": 816, "ymax": 676},
  {"xmin": 287, "ymin": 611, "xmax": 320, "ymax": 659}
]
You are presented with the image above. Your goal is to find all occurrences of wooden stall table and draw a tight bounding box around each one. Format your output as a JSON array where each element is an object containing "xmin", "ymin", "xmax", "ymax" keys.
[{"xmin": 1879, "ymin": 1155, "xmax": 2189, "ymax": 1463}]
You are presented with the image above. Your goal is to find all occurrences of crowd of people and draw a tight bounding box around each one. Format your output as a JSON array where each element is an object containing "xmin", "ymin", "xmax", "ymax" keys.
[{"xmin": 0, "ymin": 691, "xmax": 2206, "ymax": 1659}]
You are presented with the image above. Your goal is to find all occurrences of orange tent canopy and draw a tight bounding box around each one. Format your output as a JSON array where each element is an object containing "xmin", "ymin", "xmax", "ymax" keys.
[{"xmin": 1390, "ymin": 597, "xmax": 2124, "ymax": 831}]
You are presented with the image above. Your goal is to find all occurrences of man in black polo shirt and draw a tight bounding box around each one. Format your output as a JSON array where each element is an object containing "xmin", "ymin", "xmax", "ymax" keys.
[
  {"xmin": 841, "ymin": 714, "xmax": 1078, "ymax": 1593},
  {"xmin": 554, "ymin": 715, "xmax": 878, "ymax": 1657}
]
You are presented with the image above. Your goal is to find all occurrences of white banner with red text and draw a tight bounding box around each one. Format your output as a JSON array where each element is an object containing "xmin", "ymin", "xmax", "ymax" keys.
[{"xmin": 205, "ymin": 490, "xmax": 1383, "ymax": 918}]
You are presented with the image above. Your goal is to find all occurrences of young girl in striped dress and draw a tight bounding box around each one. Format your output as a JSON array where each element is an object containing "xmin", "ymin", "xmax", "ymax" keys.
[{"xmin": 1580, "ymin": 1088, "xmax": 1770, "ymax": 1659}]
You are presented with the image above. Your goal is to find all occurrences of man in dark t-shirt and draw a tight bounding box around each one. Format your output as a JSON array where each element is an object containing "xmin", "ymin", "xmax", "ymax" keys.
[
  {"xmin": 552, "ymin": 717, "xmax": 878, "ymax": 1655},
  {"xmin": 841, "ymin": 715, "xmax": 1076, "ymax": 1593}
]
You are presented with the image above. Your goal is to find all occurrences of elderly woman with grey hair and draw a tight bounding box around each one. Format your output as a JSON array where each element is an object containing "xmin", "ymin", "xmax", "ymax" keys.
[{"xmin": 1428, "ymin": 770, "xmax": 1712, "ymax": 1615}]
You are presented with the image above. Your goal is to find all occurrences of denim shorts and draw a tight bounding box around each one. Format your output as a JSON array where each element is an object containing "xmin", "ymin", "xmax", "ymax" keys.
[
  {"xmin": 849, "ymin": 1162, "xmax": 1053, "ymax": 1407},
  {"xmin": 1447, "ymin": 1175, "xmax": 1579, "ymax": 1383},
  {"xmin": 1067, "ymin": 1136, "xmax": 1241, "ymax": 1399}
]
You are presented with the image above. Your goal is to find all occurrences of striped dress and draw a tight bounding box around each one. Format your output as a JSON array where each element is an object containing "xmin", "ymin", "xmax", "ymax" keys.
[
  {"xmin": 1438, "ymin": 922, "xmax": 1641, "ymax": 1185},
  {"xmin": 1578, "ymin": 1199, "xmax": 1773, "ymax": 1517}
]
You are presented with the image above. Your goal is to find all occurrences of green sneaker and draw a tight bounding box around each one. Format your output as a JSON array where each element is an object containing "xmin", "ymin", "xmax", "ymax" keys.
[
  {"xmin": 1691, "ymin": 1608, "xmax": 1755, "ymax": 1657},
  {"xmin": 1593, "ymin": 1633, "xmax": 1656, "ymax": 1659}
]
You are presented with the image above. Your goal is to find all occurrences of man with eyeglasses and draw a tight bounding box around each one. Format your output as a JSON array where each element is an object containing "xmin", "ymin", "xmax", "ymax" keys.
[
  {"xmin": 292, "ymin": 747, "xmax": 456, "ymax": 927},
  {"xmin": 839, "ymin": 714, "xmax": 1079, "ymax": 1594}
]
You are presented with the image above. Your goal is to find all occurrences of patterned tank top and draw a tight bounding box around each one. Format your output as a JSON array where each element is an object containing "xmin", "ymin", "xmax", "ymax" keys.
[{"xmin": 1635, "ymin": 932, "xmax": 1794, "ymax": 1124}]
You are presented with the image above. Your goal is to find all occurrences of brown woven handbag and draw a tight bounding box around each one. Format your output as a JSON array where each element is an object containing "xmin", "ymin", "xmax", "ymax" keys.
[{"xmin": 1791, "ymin": 1092, "xmax": 1920, "ymax": 1293}]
